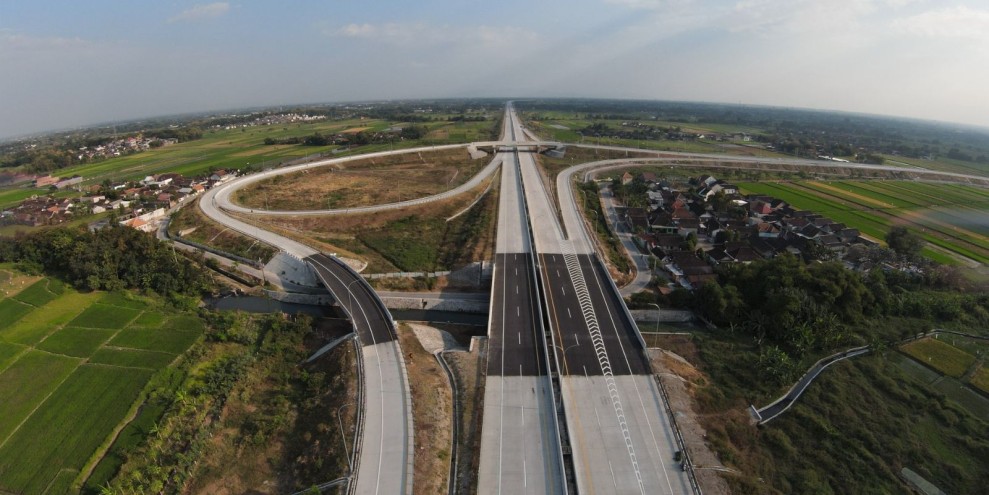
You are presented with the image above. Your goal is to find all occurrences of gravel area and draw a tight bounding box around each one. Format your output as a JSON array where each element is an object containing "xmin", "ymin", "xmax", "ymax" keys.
[{"xmin": 410, "ymin": 323, "xmax": 468, "ymax": 354}]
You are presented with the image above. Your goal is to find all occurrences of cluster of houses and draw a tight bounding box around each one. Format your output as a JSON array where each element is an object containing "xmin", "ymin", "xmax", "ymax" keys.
[
  {"xmin": 619, "ymin": 173, "xmax": 877, "ymax": 290},
  {"xmin": 214, "ymin": 112, "xmax": 325, "ymax": 130},
  {"xmin": 75, "ymin": 135, "xmax": 177, "ymax": 161},
  {"xmin": 33, "ymin": 175, "xmax": 83, "ymax": 189},
  {"xmin": 3, "ymin": 169, "xmax": 236, "ymax": 229}
]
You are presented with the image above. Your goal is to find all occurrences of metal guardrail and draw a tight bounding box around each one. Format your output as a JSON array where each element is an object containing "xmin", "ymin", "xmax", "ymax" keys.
[
  {"xmin": 290, "ymin": 476, "xmax": 350, "ymax": 495},
  {"xmin": 346, "ymin": 337, "xmax": 366, "ymax": 495},
  {"xmin": 654, "ymin": 375, "xmax": 704, "ymax": 495},
  {"xmin": 560, "ymin": 145, "xmax": 702, "ymax": 493},
  {"xmin": 754, "ymin": 328, "xmax": 989, "ymax": 424}
]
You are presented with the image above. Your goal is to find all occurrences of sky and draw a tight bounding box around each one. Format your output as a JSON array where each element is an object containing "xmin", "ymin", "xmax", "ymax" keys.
[{"xmin": 2, "ymin": 0, "xmax": 988, "ymax": 138}]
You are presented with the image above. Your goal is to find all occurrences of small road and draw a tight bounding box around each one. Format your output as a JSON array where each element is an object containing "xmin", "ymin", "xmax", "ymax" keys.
[
  {"xmin": 754, "ymin": 346, "xmax": 871, "ymax": 424},
  {"xmin": 597, "ymin": 184, "xmax": 653, "ymax": 296},
  {"xmin": 754, "ymin": 329, "xmax": 989, "ymax": 424}
]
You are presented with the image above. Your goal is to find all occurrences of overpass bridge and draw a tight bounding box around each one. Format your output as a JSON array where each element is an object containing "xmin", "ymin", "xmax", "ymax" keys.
[{"xmin": 468, "ymin": 140, "xmax": 567, "ymax": 157}]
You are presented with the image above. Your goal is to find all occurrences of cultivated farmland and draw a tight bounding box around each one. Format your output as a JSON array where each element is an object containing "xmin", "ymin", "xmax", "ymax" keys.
[
  {"xmin": 737, "ymin": 180, "xmax": 989, "ymax": 264},
  {"xmin": 0, "ymin": 364, "xmax": 153, "ymax": 494},
  {"xmin": 0, "ymin": 115, "xmax": 497, "ymax": 210},
  {"xmin": 0, "ymin": 274, "xmax": 204, "ymax": 494},
  {"xmin": 900, "ymin": 338, "xmax": 977, "ymax": 378}
]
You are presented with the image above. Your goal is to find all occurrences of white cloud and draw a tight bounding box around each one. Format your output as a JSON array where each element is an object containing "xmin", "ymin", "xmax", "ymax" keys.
[
  {"xmin": 168, "ymin": 2, "xmax": 230, "ymax": 23},
  {"xmin": 0, "ymin": 29, "xmax": 91, "ymax": 53},
  {"xmin": 891, "ymin": 6, "xmax": 989, "ymax": 40},
  {"xmin": 328, "ymin": 21, "xmax": 537, "ymax": 48},
  {"xmin": 604, "ymin": 0, "xmax": 695, "ymax": 10}
]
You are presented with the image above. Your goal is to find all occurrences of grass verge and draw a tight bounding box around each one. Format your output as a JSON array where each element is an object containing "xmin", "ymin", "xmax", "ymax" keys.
[{"xmin": 397, "ymin": 322, "xmax": 453, "ymax": 494}]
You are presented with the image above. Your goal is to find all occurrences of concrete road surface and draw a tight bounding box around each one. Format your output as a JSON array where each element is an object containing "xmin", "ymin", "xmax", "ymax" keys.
[
  {"xmin": 509, "ymin": 106, "xmax": 692, "ymax": 495},
  {"xmin": 477, "ymin": 105, "xmax": 565, "ymax": 495}
]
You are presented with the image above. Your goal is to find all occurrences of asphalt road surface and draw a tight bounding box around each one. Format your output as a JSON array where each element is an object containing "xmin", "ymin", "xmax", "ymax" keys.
[
  {"xmin": 509, "ymin": 105, "xmax": 692, "ymax": 495},
  {"xmin": 540, "ymin": 253, "xmax": 648, "ymax": 376},
  {"xmin": 200, "ymin": 164, "xmax": 413, "ymax": 495},
  {"xmin": 306, "ymin": 253, "xmax": 396, "ymax": 345},
  {"xmin": 486, "ymin": 253, "xmax": 544, "ymax": 376}
]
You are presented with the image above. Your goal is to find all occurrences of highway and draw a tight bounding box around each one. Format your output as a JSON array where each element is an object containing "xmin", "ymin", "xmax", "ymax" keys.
[
  {"xmin": 200, "ymin": 166, "xmax": 414, "ymax": 494},
  {"xmin": 191, "ymin": 101, "xmax": 989, "ymax": 495},
  {"xmin": 477, "ymin": 107, "xmax": 565, "ymax": 495},
  {"xmin": 509, "ymin": 106, "xmax": 692, "ymax": 495}
]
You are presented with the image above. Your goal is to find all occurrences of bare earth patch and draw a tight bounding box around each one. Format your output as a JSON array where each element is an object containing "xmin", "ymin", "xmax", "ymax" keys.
[
  {"xmin": 235, "ymin": 148, "xmax": 483, "ymax": 210},
  {"xmin": 648, "ymin": 344, "xmax": 731, "ymax": 495},
  {"xmin": 397, "ymin": 322, "xmax": 453, "ymax": 494},
  {"xmin": 248, "ymin": 175, "xmax": 498, "ymax": 274}
]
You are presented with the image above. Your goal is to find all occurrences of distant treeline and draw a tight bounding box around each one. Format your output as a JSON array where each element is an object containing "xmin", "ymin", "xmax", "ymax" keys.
[
  {"xmin": 263, "ymin": 125, "xmax": 429, "ymax": 147},
  {"xmin": 522, "ymin": 99, "xmax": 989, "ymax": 164}
]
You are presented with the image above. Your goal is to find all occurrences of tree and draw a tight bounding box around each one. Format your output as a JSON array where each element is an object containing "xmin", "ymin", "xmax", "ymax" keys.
[
  {"xmin": 885, "ymin": 226, "xmax": 924, "ymax": 259},
  {"xmin": 694, "ymin": 281, "xmax": 727, "ymax": 323}
]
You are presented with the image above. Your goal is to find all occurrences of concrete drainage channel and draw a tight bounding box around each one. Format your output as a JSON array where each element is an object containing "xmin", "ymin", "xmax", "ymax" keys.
[{"xmin": 434, "ymin": 351, "xmax": 461, "ymax": 495}]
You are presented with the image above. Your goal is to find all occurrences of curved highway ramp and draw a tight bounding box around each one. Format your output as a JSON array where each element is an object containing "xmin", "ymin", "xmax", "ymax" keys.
[{"xmin": 199, "ymin": 173, "xmax": 414, "ymax": 495}]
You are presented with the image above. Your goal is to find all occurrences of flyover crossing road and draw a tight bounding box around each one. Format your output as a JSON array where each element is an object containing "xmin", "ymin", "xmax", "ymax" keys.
[
  {"xmin": 200, "ymin": 168, "xmax": 413, "ymax": 495},
  {"xmin": 477, "ymin": 106, "xmax": 565, "ymax": 495},
  {"xmin": 510, "ymin": 107, "xmax": 692, "ymax": 495}
]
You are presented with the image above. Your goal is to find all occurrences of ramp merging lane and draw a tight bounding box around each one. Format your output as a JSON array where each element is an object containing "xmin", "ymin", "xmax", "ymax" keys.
[
  {"xmin": 508, "ymin": 107, "xmax": 692, "ymax": 495},
  {"xmin": 200, "ymin": 170, "xmax": 413, "ymax": 495},
  {"xmin": 477, "ymin": 108, "xmax": 566, "ymax": 495}
]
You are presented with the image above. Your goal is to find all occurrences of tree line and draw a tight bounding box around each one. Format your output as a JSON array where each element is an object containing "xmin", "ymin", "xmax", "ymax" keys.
[
  {"xmin": 664, "ymin": 253, "xmax": 989, "ymax": 384},
  {"xmin": 0, "ymin": 225, "xmax": 211, "ymax": 297}
]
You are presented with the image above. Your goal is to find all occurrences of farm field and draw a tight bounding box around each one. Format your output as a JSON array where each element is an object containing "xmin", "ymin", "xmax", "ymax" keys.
[
  {"xmin": 523, "ymin": 114, "xmax": 783, "ymax": 157},
  {"xmin": 972, "ymin": 367, "xmax": 989, "ymax": 394},
  {"xmin": 0, "ymin": 115, "xmax": 497, "ymax": 212},
  {"xmin": 0, "ymin": 273, "xmax": 203, "ymax": 494},
  {"xmin": 737, "ymin": 180, "xmax": 989, "ymax": 264},
  {"xmin": 900, "ymin": 338, "xmax": 977, "ymax": 378}
]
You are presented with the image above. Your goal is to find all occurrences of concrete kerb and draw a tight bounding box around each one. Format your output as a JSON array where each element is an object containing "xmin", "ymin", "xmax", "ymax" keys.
[
  {"xmin": 556, "ymin": 149, "xmax": 702, "ymax": 492},
  {"xmin": 755, "ymin": 345, "xmax": 870, "ymax": 424},
  {"xmin": 347, "ymin": 336, "xmax": 366, "ymax": 495},
  {"xmin": 563, "ymin": 148, "xmax": 989, "ymax": 185},
  {"xmin": 654, "ymin": 374, "xmax": 704, "ymax": 495},
  {"xmin": 447, "ymin": 160, "xmax": 500, "ymax": 222},
  {"xmin": 303, "ymin": 332, "xmax": 355, "ymax": 364}
]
